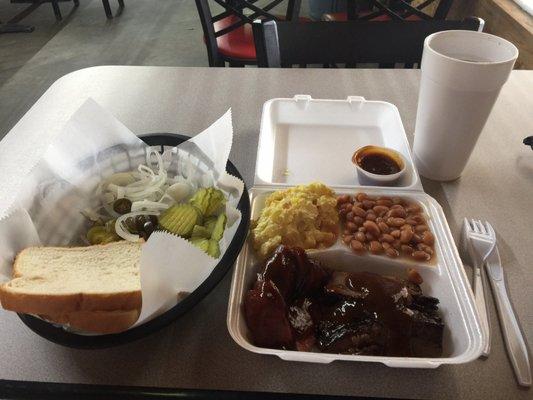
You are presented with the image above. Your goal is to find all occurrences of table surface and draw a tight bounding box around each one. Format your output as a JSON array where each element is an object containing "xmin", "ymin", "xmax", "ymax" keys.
[{"xmin": 0, "ymin": 66, "xmax": 531, "ymax": 400}]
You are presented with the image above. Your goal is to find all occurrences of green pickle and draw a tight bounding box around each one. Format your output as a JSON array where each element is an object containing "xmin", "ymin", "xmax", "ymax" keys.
[
  {"xmin": 189, "ymin": 187, "xmax": 226, "ymax": 217},
  {"xmin": 190, "ymin": 238, "xmax": 210, "ymax": 253},
  {"xmin": 159, "ymin": 204, "xmax": 201, "ymax": 237},
  {"xmin": 203, "ymin": 217, "xmax": 217, "ymax": 236},
  {"xmin": 191, "ymin": 225, "xmax": 211, "ymax": 239},
  {"xmin": 87, "ymin": 225, "xmax": 120, "ymax": 245},
  {"xmin": 207, "ymin": 239, "xmax": 220, "ymax": 258},
  {"xmin": 211, "ymin": 213, "xmax": 227, "ymax": 241}
]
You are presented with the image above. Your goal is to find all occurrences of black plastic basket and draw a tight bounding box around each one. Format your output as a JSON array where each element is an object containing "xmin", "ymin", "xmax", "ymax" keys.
[{"xmin": 18, "ymin": 133, "xmax": 250, "ymax": 348}]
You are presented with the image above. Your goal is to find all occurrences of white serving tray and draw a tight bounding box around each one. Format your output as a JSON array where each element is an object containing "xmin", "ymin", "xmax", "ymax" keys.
[{"xmin": 228, "ymin": 97, "xmax": 483, "ymax": 368}]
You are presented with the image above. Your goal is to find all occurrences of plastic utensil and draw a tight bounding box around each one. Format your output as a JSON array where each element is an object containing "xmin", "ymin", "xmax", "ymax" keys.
[
  {"xmin": 483, "ymin": 222, "xmax": 531, "ymax": 387},
  {"xmin": 462, "ymin": 218, "xmax": 494, "ymax": 357}
]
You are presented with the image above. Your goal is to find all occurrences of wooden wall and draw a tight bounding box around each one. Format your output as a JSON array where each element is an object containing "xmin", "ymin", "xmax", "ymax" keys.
[{"xmin": 448, "ymin": 0, "xmax": 532, "ymax": 68}]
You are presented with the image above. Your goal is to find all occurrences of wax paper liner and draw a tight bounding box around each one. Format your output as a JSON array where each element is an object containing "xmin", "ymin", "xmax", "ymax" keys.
[{"xmin": 0, "ymin": 99, "xmax": 243, "ymax": 331}]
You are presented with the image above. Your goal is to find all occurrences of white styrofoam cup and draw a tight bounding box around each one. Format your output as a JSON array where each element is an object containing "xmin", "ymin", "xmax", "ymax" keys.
[{"xmin": 413, "ymin": 30, "xmax": 518, "ymax": 181}]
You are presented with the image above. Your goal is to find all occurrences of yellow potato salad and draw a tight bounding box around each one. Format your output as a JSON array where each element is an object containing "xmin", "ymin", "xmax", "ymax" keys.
[{"xmin": 252, "ymin": 182, "xmax": 338, "ymax": 258}]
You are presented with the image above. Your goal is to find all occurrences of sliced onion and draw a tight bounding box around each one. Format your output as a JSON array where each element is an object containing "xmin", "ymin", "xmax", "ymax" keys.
[
  {"xmin": 115, "ymin": 211, "xmax": 160, "ymax": 242},
  {"xmin": 131, "ymin": 200, "xmax": 169, "ymax": 212}
]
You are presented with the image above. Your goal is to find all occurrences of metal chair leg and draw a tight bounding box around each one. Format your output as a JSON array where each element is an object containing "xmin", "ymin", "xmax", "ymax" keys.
[
  {"xmin": 102, "ymin": 0, "xmax": 113, "ymax": 18},
  {"xmin": 51, "ymin": 0, "xmax": 62, "ymax": 20}
]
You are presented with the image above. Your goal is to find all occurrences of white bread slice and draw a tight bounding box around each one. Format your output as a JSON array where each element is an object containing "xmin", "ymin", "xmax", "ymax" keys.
[
  {"xmin": 0, "ymin": 241, "xmax": 142, "ymax": 316},
  {"xmin": 41, "ymin": 309, "xmax": 141, "ymax": 334}
]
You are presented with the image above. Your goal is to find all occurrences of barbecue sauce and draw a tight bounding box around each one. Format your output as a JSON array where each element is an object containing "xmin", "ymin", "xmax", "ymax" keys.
[
  {"xmin": 359, "ymin": 153, "xmax": 401, "ymax": 175},
  {"xmin": 353, "ymin": 146, "xmax": 404, "ymax": 176}
]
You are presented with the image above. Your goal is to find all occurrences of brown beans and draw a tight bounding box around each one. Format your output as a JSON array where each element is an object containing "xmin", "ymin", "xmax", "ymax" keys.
[
  {"xmin": 369, "ymin": 241, "xmax": 383, "ymax": 254},
  {"xmin": 352, "ymin": 206, "xmax": 366, "ymax": 218},
  {"xmin": 392, "ymin": 197, "xmax": 403, "ymax": 205},
  {"xmin": 350, "ymin": 240, "xmax": 365, "ymax": 252},
  {"xmin": 378, "ymin": 222, "xmax": 390, "ymax": 234},
  {"xmin": 346, "ymin": 222, "xmax": 357, "ymax": 232},
  {"xmin": 363, "ymin": 221, "xmax": 380, "ymax": 237},
  {"xmin": 415, "ymin": 224, "xmax": 429, "ymax": 233},
  {"xmin": 376, "ymin": 199, "xmax": 393, "ymax": 207},
  {"xmin": 380, "ymin": 234, "xmax": 395, "ymax": 243},
  {"xmin": 337, "ymin": 194, "xmax": 350, "ymax": 205},
  {"xmin": 362, "ymin": 200, "xmax": 376, "ymax": 209},
  {"xmin": 401, "ymin": 244, "xmax": 414, "ymax": 255},
  {"xmin": 407, "ymin": 204, "xmax": 422, "ymax": 213},
  {"xmin": 339, "ymin": 193, "xmax": 435, "ymax": 262},
  {"xmin": 388, "ymin": 207, "xmax": 406, "ymax": 218},
  {"xmin": 355, "ymin": 193, "xmax": 368, "ymax": 202},
  {"xmin": 366, "ymin": 213, "xmax": 377, "ymax": 221},
  {"xmin": 417, "ymin": 243, "xmax": 434, "ymax": 255},
  {"xmin": 385, "ymin": 247, "xmax": 399, "ymax": 258},
  {"xmin": 353, "ymin": 216, "xmax": 364, "ymax": 226},
  {"xmin": 412, "ymin": 250, "xmax": 431, "ymax": 261},
  {"xmin": 373, "ymin": 205, "xmax": 389, "ymax": 216},
  {"xmin": 422, "ymin": 231, "xmax": 435, "ymax": 246},
  {"xmin": 411, "ymin": 215, "xmax": 425, "ymax": 224},
  {"xmin": 390, "ymin": 218, "xmax": 406, "ymax": 227},
  {"xmin": 400, "ymin": 229, "xmax": 414, "ymax": 244},
  {"xmin": 354, "ymin": 232, "xmax": 366, "ymax": 242}
]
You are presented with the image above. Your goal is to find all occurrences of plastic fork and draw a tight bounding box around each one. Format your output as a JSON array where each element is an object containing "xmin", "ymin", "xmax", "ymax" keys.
[
  {"xmin": 482, "ymin": 222, "xmax": 531, "ymax": 387},
  {"xmin": 462, "ymin": 218, "xmax": 494, "ymax": 357}
]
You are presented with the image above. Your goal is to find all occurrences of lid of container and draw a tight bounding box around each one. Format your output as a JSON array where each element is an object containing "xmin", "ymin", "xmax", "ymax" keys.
[{"xmin": 254, "ymin": 95, "xmax": 422, "ymax": 191}]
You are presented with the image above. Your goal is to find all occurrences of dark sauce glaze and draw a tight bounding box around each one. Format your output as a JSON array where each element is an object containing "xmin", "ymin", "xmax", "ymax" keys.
[
  {"xmin": 359, "ymin": 153, "xmax": 401, "ymax": 175},
  {"xmin": 244, "ymin": 246, "xmax": 444, "ymax": 357}
]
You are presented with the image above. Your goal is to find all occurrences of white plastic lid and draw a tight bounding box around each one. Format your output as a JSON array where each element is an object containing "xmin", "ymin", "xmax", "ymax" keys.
[{"xmin": 254, "ymin": 96, "xmax": 422, "ymax": 191}]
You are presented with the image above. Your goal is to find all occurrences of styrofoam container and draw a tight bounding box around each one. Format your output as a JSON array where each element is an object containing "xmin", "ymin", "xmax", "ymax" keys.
[
  {"xmin": 254, "ymin": 95, "xmax": 422, "ymax": 190},
  {"xmin": 228, "ymin": 96, "xmax": 483, "ymax": 368}
]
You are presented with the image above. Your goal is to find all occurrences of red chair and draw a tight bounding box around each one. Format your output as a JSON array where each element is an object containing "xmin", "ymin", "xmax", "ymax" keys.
[{"xmin": 195, "ymin": 0, "xmax": 302, "ymax": 67}]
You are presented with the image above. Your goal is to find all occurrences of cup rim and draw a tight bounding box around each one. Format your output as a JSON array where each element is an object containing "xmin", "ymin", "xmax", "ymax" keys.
[
  {"xmin": 352, "ymin": 145, "xmax": 406, "ymax": 182},
  {"xmin": 425, "ymin": 30, "xmax": 519, "ymax": 66}
]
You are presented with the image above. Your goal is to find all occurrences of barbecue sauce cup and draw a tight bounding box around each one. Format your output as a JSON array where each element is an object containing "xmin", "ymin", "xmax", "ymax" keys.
[{"xmin": 352, "ymin": 145, "xmax": 406, "ymax": 186}]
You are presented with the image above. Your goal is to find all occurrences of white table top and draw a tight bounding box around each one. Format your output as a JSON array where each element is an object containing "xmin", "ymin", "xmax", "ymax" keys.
[{"xmin": 0, "ymin": 66, "xmax": 531, "ymax": 399}]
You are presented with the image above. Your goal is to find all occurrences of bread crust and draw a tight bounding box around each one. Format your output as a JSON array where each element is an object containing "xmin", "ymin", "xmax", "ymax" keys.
[
  {"xmin": 0, "ymin": 287, "xmax": 141, "ymax": 315},
  {"xmin": 41, "ymin": 309, "xmax": 141, "ymax": 334},
  {"xmin": 0, "ymin": 241, "xmax": 142, "ymax": 315}
]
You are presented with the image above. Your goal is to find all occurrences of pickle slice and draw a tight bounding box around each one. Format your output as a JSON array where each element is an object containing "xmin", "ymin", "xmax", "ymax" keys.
[
  {"xmin": 207, "ymin": 239, "xmax": 220, "ymax": 258},
  {"xmin": 87, "ymin": 225, "xmax": 121, "ymax": 245},
  {"xmin": 190, "ymin": 238, "xmax": 210, "ymax": 253},
  {"xmin": 87, "ymin": 226, "xmax": 107, "ymax": 245},
  {"xmin": 211, "ymin": 213, "xmax": 227, "ymax": 241},
  {"xmin": 189, "ymin": 187, "xmax": 226, "ymax": 217},
  {"xmin": 191, "ymin": 225, "xmax": 211, "ymax": 240},
  {"xmin": 159, "ymin": 204, "xmax": 201, "ymax": 237},
  {"xmin": 203, "ymin": 216, "xmax": 217, "ymax": 236}
]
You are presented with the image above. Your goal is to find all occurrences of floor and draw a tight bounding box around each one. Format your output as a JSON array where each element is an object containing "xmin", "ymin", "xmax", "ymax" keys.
[{"xmin": 0, "ymin": 0, "xmax": 225, "ymax": 140}]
